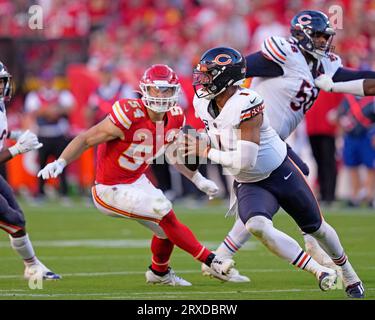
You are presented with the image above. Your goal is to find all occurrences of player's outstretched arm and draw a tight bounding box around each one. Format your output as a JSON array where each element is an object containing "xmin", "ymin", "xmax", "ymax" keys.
[
  {"xmin": 38, "ymin": 117, "xmax": 123, "ymax": 179},
  {"xmin": 316, "ymin": 68, "xmax": 375, "ymax": 96}
]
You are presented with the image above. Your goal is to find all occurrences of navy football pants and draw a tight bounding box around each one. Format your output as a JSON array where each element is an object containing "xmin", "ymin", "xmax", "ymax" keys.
[
  {"xmin": 0, "ymin": 175, "xmax": 25, "ymax": 234},
  {"xmin": 235, "ymin": 156, "xmax": 322, "ymax": 234}
]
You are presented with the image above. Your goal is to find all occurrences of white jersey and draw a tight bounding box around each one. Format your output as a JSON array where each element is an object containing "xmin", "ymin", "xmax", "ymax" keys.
[
  {"xmin": 251, "ymin": 36, "xmax": 342, "ymax": 140},
  {"xmin": 193, "ymin": 87, "xmax": 286, "ymax": 183},
  {"xmin": 0, "ymin": 102, "xmax": 8, "ymax": 150}
]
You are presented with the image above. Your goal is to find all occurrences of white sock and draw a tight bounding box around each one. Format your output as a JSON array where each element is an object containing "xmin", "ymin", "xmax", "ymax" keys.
[
  {"xmin": 303, "ymin": 233, "xmax": 337, "ymax": 267},
  {"xmin": 215, "ymin": 218, "xmax": 251, "ymax": 258},
  {"xmin": 310, "ymin": 221, "xmax": 345, "ymax": 260},
  {"xmin": 245, "ymin": 216, "xmax": 328, "ymax": 276},
  {"xmin": 9, "ymin": 234, "xmax": 38, "ymax": 266},
  {"xmin": 340, "ymin": 261, "xmax": 361, "ymax": 287}
]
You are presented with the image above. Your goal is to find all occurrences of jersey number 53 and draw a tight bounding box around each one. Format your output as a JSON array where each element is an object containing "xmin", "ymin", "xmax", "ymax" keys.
[{"xmin": 290, "ymin": 80, "xmax": 319, "ymax": 114}]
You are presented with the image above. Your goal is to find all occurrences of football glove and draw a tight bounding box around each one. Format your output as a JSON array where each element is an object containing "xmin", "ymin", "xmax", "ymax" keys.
[
  {"xmin": 8, "ymin": 130, "xmax": 43, "ymax": 157},
  {"xmin": 191, "ymin": 172, "xmax": 219, "ymax": 199},
  {"xmin": 314, "ymin": 74, "xmax": 334, "ymax": 92},
  {"xmin": 38, "ymin": 159, "xmax": 67, "ymax": 179}
]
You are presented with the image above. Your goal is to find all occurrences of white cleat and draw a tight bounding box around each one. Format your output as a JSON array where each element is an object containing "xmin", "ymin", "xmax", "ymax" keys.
[
  {"xmin": 202, "ymin": 263, "xmax": 250, "ymax": 282},
  {"xmin": 145, "ymin": 268, "xmax": 192, "ymax": 286},
  {"xmin": 317, "ymin": 268, "xmax": 338, "ymax": 291},
  {"xmin": 24, "ymin": 264, "xmax": 62, "ymax": 280},
  {"xmin": 206, "ymin": 256, "xmax": 236, "ymax": 279}
]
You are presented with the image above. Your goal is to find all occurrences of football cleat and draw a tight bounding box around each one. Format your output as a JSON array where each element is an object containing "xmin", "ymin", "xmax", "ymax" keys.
[
  {"xmin": 145, "ymin": 268, "xmax": 192, "ymax": 286},
  {"xmin": 318, "ymin": 270, "xmax": 338, "ymax": 291},
  {"xmin": 24, "ymin": 264, "xmax": 62, "ymax": 280},
  {"xmin": 202, "ymin": 263, "xmax": 250, "ymax": 282},
  {"xmin": 207, "ymin": 256, "xmax": 235, "ymax": 278},
  {"xmin": 345, "ymin": 281, "xmax": 365, "ymax": 299}
]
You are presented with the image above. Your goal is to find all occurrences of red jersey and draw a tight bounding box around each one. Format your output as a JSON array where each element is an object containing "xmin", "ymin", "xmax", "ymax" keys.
[{"xmin": 96, "ymin": 98, "xmax": 185, "ymax": 185}]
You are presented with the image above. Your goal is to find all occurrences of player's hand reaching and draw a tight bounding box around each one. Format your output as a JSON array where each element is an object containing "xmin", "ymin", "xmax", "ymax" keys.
[
  {"xmin": 38, "ymin": 159, "xmax": 67, "ymax": 179},
  {"xmin": 191, "ymin": 171, "xmax": 219, "ymax": 199},
  {"xmin": 314, "ymin": 74, "xmax": 334, "ymax": 92},
  {"xmin": 8, "ymin": 130, "xmax": 43, "ymax": 157}
]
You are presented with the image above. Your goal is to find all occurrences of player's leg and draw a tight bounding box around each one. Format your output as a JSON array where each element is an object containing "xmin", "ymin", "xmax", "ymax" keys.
[
  {"xmin": 279, "ymin": 157, "xmax": 364, "ymax": 298},
  {"xmin": 137, "ymin": 220, "xmax": 192, "ymax": 286},
  {"xmin": 0, "ymin": 176, "xmax": 60, "ymax": 280},
  {"xmin": 237, "ymin": 181, "xmax": 336, "ymax": 291},
  {"xmin": 286, "ymin": 154, "xmax": 341, "ymax": 272},
  {"xmin": 207, "ymin": 145, "xmax": 310, "ymax": 282},
  {"xmin": 92, "ymin": 176, "xmax": 235, "ymax": 281},
  {"xmin": 202, "ymin": 217, "xmax": 250, "ymax": 282}
]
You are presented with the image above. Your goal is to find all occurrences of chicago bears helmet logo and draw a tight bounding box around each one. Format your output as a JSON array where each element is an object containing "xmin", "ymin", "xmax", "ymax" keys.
[
  {"xmin": 297, "ymin": 14, "xmax": 312, "ymax": 25},
  {"xmin": 213, "ymin": 54, "xmax": 232, "ymax": 66}
]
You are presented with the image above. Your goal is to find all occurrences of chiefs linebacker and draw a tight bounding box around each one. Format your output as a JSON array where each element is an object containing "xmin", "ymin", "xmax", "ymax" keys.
[{"xmin": 38, "ymin": 64, "xmax": 235, "ymax": 286}]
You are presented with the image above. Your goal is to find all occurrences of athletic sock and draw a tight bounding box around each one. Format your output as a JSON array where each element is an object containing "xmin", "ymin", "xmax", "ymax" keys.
[
  {"xmin": 9, "ymin": 234, "xmax": 38, "ymax": 266},
  {"xmin": 159, "ymin": 210, "xmax": 212, "ymax": 263},
  {"xmin": 216, "ymin": 218, "xmax": 250, "ymax": 258},
  {"xmin": 150, "ymin": 235, "xmax": 174, "ymax": 273}
]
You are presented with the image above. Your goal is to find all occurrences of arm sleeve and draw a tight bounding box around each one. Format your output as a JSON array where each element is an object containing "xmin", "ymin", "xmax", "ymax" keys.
[
  {"xmin": 332, "ymin": 67, "xmax": 375, "ymax": 82},
  {"xmin": 245, "ymin": 51, "xmax": 284, "ymax": 77}
]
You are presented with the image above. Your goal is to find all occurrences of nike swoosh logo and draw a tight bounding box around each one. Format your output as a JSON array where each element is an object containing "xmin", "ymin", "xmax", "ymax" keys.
[
  {"xmin": 250, "ymin": 97, "xmax": 257, "ymax": 104},
  {"xmin": 284, "ymin": 172, "xmax": 293, "ymax": 180}
]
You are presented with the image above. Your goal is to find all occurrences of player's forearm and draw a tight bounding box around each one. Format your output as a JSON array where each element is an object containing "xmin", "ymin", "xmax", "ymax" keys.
[
  {"xmin": 174, "ymin": 163, "xmax": 196, "ymax": 180},
  {"xmin": 363, "ymin": 79, "xmax": 375, "ymax": 95},
  {"xmin": 59, "ymin": 134, "xmax": 90, "ymax": 164},
  {"xmin": 165, "ymin": 143, "xmax": 198, "ymax": 180},
  {"xmin": 0, "ymin": 149, "xmax": 14, "ymax": 164},
  {"xmin": 207, "ymin": 140, "xmax": 259, "ymax": 170}
]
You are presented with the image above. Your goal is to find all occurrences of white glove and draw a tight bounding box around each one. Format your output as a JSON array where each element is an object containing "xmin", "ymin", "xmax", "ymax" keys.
[
  {"xmin": 314, "ymin": 74, "xmax": 334, "ymax": 92},
  {"xmin": 8, "ymin": 130, "xmax": 43, "ymax": 157},
  {"xmin": 191, "ymin": 172, "xmax": 219, "ymax": 199},
  {"xmin": 37, "ymin": 159, "xmax": 67, "ymax": 179},
  {"xmin": 8, "ymin": 130, "xmax": 24, "ymax": 140}
]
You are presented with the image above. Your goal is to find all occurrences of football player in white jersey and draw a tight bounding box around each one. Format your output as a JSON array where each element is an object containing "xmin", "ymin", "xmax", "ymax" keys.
[
  {"xmin": 198, "ymin": 10, "xmax": 374, "ymax": 298},
  {"xmin": 0, "ymin": 61, "xmax": 61, "ymax": 280},
  {"xmin": 181, "ymin": 46, "xmax": 364, "ymax": 298}
]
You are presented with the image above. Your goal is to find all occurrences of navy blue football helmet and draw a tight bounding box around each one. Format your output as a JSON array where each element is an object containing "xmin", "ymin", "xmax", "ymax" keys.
[
  {"xmin": 193, "ymin": 47, "xmax": 246, "ymax": 99},
  {"xmin": 290, "ymin": 10, "xmax": 335, "ymax": 59},
  {"xmin": 0, "ymin": 61, "xmax": 12, "ymax": 101}
]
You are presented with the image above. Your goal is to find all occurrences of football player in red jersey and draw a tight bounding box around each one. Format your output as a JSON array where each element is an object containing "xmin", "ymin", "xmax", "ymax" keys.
[{"xmin": 38, "ymin": 64, "xmax": 236, "ymax": 286}]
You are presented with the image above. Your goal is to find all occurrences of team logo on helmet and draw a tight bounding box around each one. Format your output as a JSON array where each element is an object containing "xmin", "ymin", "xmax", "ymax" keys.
[
  {"xmin": 297, "ymin": 14, "xmax": 312, "ymax": 25},
  {"xmin": 213, "ymin": 54, "xmax": 232, "ymax": 66}
]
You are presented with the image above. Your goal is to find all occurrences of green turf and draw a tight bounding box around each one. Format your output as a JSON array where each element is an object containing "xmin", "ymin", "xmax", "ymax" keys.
[{"xmin": 0, "ymin": 199, "xmax": 374, "ymax": 300}]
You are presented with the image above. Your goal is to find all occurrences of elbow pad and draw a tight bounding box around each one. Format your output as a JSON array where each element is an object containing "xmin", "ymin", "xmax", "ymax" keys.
[{"xmin": 207, "ymin": 140, "xmax": 259, "ymax": 170}]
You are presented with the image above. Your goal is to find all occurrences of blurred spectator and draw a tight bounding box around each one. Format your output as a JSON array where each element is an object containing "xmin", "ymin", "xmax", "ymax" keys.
[
  {"xmin": 24, "ymin": 70, "xmax": 75, "ymax": 203},
  {"xmin": 305, "ymin": 91, "xmax": 343, "ymax": 206},
  {"xmin": 86, "ymin": 63, "xmax": 136, "ymax": 127},
  {"xmin": 337, "ymin": 94, "xmax": 375, "ymax": 208}
]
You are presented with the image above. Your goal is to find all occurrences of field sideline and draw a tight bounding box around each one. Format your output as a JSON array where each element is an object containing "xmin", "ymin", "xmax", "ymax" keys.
[{"xmin": 0, "ymin": 199, "xmax": 374, "ymax": 300}]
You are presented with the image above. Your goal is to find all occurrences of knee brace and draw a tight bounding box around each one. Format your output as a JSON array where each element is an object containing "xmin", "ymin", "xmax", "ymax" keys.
[{"xmin": 245, "ymin": 215, "xmax": 272, "ymax": 238}]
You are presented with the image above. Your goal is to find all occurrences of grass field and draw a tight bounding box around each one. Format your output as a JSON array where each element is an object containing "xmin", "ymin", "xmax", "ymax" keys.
[{"xmin": 0, "ymin": 199, "xmax": 374, "ymax": 300}]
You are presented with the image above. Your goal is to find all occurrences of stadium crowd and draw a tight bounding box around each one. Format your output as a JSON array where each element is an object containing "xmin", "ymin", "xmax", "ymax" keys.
[{"xmin": 1, "ymin": 0, "xmax": 375, "ymax": 207}]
